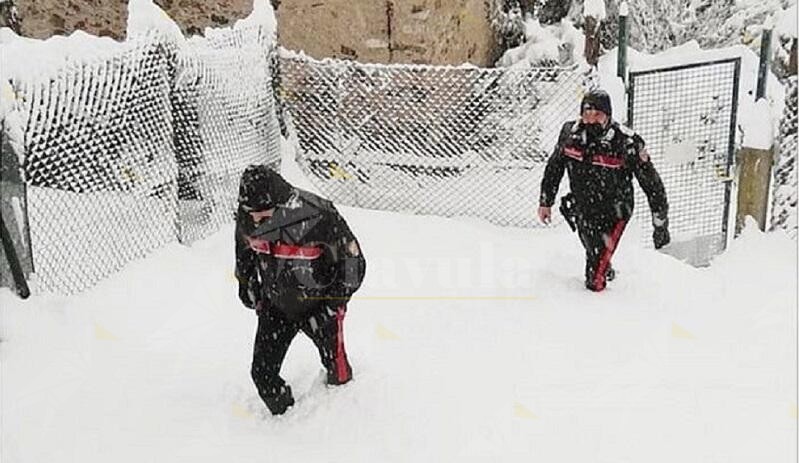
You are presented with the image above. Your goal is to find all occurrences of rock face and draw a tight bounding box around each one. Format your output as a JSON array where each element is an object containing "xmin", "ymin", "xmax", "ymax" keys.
[
  {"xmin": 13, "ymin": 0, "xmax": 500, "ymax": 66},
  {"xmin": 277, "ymin": 0, "xmax": 392, "ymax": 63},
  {"xmin": 273, "ymin": 0, "xmax": 502, "ymax": 65},
  {"xmin": 388, "ymin": 0, "xmax": 497, "ymax": 65},
  {"xmin": 15, "ymin": 0, "xmax": 254, "ymax": 40}
]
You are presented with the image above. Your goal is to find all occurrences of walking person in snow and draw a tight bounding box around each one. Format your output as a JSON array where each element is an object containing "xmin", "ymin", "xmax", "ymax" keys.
[
  {"xmin": 538, "ymin": 89, "xmax": 670, "ymax": 291},
  {"xmin": 235, "ymin": 165, "xmax": 366, "ymax": 415}
]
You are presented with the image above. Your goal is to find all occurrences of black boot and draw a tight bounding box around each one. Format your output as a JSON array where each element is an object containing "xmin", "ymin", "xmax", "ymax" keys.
[
  {"xmin": 263, "ymin": 384, "xmax": 294, "ymax": 415},
  {"xmin": 585, "ymin": 280, "xmax": 603, "ymax": 292}
]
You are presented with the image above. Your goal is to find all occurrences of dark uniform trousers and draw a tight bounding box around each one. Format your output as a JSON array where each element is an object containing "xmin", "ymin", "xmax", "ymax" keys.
[
  {"xmin": 251, "ymin": 302, "xmax": 353, "ymax": 402},
  {"xmin": 575, "ymin": 211, "xmax": 627, "ymax": 291}
]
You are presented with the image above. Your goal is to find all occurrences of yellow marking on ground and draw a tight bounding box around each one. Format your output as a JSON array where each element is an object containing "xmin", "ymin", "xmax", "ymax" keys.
[
  {"xmin": 94, "ymin": 323, "xmax": 118, "ymax": 341},
  {"xmin": 514, "ymin": 402, "xmax": 538, "ymax": 420},
  {"xmin": 232, "ymin": 403, "xmax": 254, "ymax": 419},
  {"xmin": 376, "ymin": 324, "xmax": 400, "ymax": 340},
  {"xmin": 671, "ymin": 323, "xmax": 695, "ymax": 339}
]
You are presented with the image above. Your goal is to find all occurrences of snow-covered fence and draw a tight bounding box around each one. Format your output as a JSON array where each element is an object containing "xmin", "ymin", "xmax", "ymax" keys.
[
  {"xmin": 9, "ymin": 32, "xmax": 179, "ymax": 294},
  {"xmin": 771, "ymin": 77, "xmax": 797, "ymax": 239},
  {"xmin": 1, "ymin": 20, "xmax": 279, "ymax": 294},
  {"xmin": 171, "ymin": 27, "xmax": 281, "ymax": 244},
  {"xmin": 628, "ymin": 58, "xmax": 741, "ymax": 266},
  {"xmin": 277, "ymin": 50, "xmax": 583, "ymax": 228}
]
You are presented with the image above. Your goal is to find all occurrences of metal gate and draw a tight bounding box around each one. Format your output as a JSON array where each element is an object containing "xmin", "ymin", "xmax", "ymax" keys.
[{"xmin": 627, "ymin": 58, "xmax": 741, "ymax": 266}]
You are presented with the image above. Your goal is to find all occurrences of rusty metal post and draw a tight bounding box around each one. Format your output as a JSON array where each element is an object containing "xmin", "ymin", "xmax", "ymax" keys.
[{"xmin": 584, "ymin": 15, "xmax": 600, "ymax": 66}]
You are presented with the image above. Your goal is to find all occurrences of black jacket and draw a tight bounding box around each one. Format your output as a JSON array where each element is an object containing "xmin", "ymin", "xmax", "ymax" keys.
[
  {"xmin": 540, "ymin": 119, "xmax": 668, "ymax": 222},
  {"xmin": 235, "ymin": 189, "xmax": 366, "ymax": 320}
]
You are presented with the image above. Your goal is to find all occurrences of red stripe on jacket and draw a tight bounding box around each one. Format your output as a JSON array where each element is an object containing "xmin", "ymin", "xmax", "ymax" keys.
[
  {"xmin": 272, "ymin": 243, "xmax": 322, "ymax": 260},
  {"xmin": 247, "ymin": 238, "xmax": 322, "ymax": 260},
  {"xmin": 592, "ymin": 154, "xmax": 624, "ymax": 169},
  {"xmin": 563, "ymin": 146, "xmax": 583, "ymax": 161}
]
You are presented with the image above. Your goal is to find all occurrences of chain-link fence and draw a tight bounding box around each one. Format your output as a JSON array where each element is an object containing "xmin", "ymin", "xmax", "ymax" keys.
[
  {"xmin": 277, "ymin": 49, "xmax": 583, "ymax": 228},
  {"xmin": 15, "ymin": 31, "xmax": 178, "ymax": 294},
  {"xmin": 172, "ymin": 28, "xmax": 281, "ymax": 243},
  {"xmin": 628, "ymin": 58, "xmax": 741, "ymax": 266},
  {"xmin": 2, "ymin": 24, "xmax": 279, "ymax": 294},
  {"xmin": 771, "ymin": 76, "xmax": 797, "ymax": 239}
]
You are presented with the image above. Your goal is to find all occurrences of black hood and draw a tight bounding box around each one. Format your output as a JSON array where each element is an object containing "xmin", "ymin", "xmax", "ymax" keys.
[{"xmin": 237, "ymin": 164, "xmax": 293, "ymax": 211}]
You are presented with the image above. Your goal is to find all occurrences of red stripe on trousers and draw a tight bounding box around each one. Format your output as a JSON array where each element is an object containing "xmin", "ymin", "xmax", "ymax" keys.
[
  {"xmin": 334, "ymin": 305, "xmax": 349, "ymax": 383},
  {"xmin": 593, "ymin": 219, "xmax": 627, "ymax": 291}
]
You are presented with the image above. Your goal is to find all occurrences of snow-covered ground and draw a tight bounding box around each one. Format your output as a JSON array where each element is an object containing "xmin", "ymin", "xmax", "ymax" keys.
[
  {"xmin": 1, "ymin": 1, "xmax": 797, "ymax": 461},
  {"xmin": 2, "ymin": 153, "xmax": 796, "ymax": 462}
]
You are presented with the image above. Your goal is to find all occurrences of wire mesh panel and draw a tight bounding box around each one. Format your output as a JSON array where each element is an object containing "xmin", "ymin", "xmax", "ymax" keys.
[
  {"xmin": 628, "ymin": 58, "xmax": 740, "ymax": 266},
  {"xmin": 16, "ymin": 32, "xmax": 178, "ymax": 294},
  {"xmin": 5, "ymin": 26, "xmax": 281, "ymax": 294},
  {"xmin": 771, "ymin": 76, "xmax": 797, "ymax": 239},
  {"xmin": 173, "ymin": 26, "xmax": 281, "ymax": 243},
  {"xmin": 277, "ymin": 49, "xmax": 583, "ymax": 228}
]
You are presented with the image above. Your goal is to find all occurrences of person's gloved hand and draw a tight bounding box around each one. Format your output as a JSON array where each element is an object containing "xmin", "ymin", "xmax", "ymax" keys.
[
  {"xmin": 652, "ymin": 212, "xmax": 670, "ymax": 249},
  {"xmin": 238, "ymin": 277, "xmax": 260, "ymax": 310},
  {"xmin": 653, "ymin": 226, "xmax": 670, "ymax": 249}
]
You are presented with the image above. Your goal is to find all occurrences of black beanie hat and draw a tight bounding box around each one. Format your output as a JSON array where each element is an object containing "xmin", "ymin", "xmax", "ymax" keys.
[
  {"xmin": 581, "ymin": 89, "xmax": 612, "ymax": 117},
  {"xmin": 238, "ymin": 164, "xmax": 293, "ymax": 211}
]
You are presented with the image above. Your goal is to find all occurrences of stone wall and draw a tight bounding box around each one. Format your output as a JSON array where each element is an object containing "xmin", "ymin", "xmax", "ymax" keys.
[
  {"xmin": 11, "ymin": 0, "xmax": 500, "ymax": 66},
  {"xmin": 15, "ymin": 0, "xmax": 254, "ymax": 40},
  {"xmin": 277, "ymin": 0, "xmax": 498, "ymax": 65}
]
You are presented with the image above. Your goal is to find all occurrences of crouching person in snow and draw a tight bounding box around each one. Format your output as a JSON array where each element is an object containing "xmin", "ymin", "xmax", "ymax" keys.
[
  {"xmin": 235, "ymin": 165, "xmax": 366, "ymax": 415},
  {"xmin": 538, "ymin": 89, "xmax": 670, "ymax": 292}
]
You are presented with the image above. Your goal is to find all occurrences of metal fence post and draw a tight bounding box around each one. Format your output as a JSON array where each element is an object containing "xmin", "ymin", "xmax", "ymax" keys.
[
  {"xmin": 723, "ymin": 59, "xmax": 741, "ymax": 246},
  {"xmin": 756, "ymin": 27, "xmax": 772, "ymax": 100}
]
